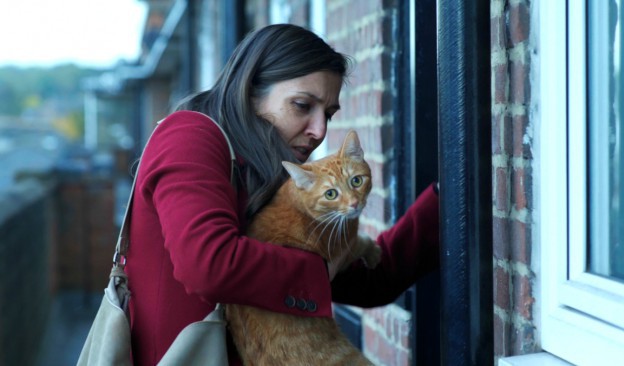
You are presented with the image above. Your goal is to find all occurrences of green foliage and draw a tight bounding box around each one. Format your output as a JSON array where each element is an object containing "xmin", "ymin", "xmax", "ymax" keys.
[
  {"xmin": 0, "ymin": 64, "xmax": 98, "ymax": 116},
  {"xmin": 0, "ymin": 81, "xmax": 20, "ymax": 115}
]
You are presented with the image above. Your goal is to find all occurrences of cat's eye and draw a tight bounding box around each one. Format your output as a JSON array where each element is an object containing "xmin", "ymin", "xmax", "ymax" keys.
[
  {"xmin": 351, "ymin": 176, "xmax": 364, "ymax": 187},
  {"xmin": 324, "ymin": 189, "xmax": 338, "ymax": 200}
]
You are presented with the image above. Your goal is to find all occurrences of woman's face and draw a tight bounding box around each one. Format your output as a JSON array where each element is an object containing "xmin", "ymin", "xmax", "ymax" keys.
[{"xmin": 255, "ymin": 71, "xmax": 343, "ymax": 162}]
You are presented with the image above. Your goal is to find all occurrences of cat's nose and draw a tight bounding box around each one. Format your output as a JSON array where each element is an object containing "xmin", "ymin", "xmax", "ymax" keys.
[{"xmin": 347, "ymin": 202, "xmax": 362, "ymax": 219}]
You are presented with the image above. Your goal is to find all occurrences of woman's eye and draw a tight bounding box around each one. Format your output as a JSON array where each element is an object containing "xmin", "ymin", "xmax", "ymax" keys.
[
  {"xmin": 325, "ymin": 189, "xmax": 338, "ymax": 200},
  {"xmin": 351, "ymin": 176, "xmax": 363, "ymax": 187},
  {"xmin": 293, "ymin": 101, "xmax": 310, "ymax": 112}
]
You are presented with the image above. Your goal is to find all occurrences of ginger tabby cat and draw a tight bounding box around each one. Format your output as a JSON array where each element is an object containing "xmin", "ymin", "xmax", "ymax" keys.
[{"xmin": 225, "ymin": 130, "xmax": 380, "ymax": 365}]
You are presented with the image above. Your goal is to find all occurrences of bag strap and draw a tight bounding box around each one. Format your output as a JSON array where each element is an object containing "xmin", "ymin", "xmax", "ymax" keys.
[{"xmin": 113, "ymin": 113, "xmax": 237, "ymax": 268}]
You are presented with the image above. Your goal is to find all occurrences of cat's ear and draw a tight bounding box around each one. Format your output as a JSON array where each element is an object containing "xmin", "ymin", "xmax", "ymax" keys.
[
  {"xmin": 339, "ymin": 130, "xmax": 364, "ymax": 162},
  {"xmin": 282, "ymin": 161, "xmax": 316, "ymax": 190}
]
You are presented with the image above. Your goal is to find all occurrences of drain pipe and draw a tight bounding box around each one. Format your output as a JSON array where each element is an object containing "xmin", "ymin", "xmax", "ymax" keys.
[{"xmin": 437, "ymin": 0, "xmax": 493, "ymax": 365}]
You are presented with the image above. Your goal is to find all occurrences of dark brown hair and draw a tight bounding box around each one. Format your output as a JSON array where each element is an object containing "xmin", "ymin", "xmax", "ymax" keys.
[{"xmin": 177, "ymin": 24, "xmax": 351, "ymax": 219}]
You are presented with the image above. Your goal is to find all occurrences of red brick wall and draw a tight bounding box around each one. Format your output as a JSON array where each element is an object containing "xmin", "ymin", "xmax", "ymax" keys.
[
  {"xmin": 362, "ymin": 305, "xmax": 412, "ymax": 365},
  {"xmin": 491, "ymin": 0, "xmax": 537, "ymax": 360},
  {"xmin": 323, "ymin": 1, "xmax": 409, "ymax": 365}
]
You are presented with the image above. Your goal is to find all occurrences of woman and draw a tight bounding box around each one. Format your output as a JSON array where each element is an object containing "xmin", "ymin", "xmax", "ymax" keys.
[{"xmin": 126, "ymin": 23, "xmax": 439, "ymax": 365}]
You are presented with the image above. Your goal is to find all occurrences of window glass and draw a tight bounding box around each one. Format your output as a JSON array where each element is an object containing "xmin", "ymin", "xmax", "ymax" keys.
[{"xmin": 588, "ymin": 0, "xmax": 624, "ymax": 281}]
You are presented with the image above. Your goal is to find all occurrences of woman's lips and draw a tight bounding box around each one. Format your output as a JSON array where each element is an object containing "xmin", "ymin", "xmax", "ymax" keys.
[{"xmin": 292, "ymin": 146, "xmax": 311, "ymax": 162}]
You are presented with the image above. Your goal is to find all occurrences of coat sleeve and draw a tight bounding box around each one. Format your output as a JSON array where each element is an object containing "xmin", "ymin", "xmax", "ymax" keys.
[
  {"xmin": 139, "ymin": 111, "xmax": 332, "ymax": 317},
  {"xmin": 331, "ymin": 184, "xmax": 440, "ymax": 307}
]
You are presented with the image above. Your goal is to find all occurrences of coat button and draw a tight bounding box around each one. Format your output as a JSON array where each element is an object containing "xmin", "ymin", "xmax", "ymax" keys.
[
  {"xmin": 296, "ymin": 298, "xmax": 307, "ymax": 310},
  {"xmin": 306, "ymin": 300, "xmax": 317, "ymax": 312},
  {"xmin": 285, "ymin": 295, "xmax": 296, "ymax": 308}
]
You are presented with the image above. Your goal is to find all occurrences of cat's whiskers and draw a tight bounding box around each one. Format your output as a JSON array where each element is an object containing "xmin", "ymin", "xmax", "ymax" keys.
[
  {"xmin": 310, "ymin": 211, "xmax": 351, "ymax": 262},
  {"xmin": 323, "ymin": 212, "xmax": 342, "ymax": 261},
  {"xmin": 339, "ymin": 215, "xmax": 350, "ymax": 253},
  {"xmin": 326, "ymin": 212, "xmax": 353, "ymax": 261},
  {"xmin": 332, "ymin": 213, "xmax": 347, "ymax": 256},
  {"xmin": 332, "ymin": 214, "xmax": 344, "ymax": 250},
  {"xmin": 327, "ymin": 213, "xmax": 340, "ymax": 256},
  {"xmin": 308, "ymin": 211, "xmax": 341, "ymax": 260}
]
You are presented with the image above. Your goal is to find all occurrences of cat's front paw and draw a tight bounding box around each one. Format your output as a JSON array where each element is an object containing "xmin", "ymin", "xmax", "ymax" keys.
[
  {"xmin": 357, "ymin": 235, "xmax": 382, "ymax": 268},
  {"xmin": 362, "ymin": 243, "xmax": 381, "ymax": 268}
]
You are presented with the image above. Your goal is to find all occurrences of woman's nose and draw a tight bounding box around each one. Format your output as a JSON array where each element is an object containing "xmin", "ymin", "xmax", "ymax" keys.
[{"xmin": 305, "ymin": 112, "xmax": 327, "ymax": 141}]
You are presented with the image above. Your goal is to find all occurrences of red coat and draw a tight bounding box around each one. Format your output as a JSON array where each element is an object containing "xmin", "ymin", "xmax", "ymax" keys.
[{"xmin": 126, "ymin": 111, "xmax": 439, "ymax": 365}]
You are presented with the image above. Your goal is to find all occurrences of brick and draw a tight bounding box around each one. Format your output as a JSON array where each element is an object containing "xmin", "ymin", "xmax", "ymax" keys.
[
  {"xmin": 511, "ymin": 166, "xmax": 527, "ymax": 210},
  {"xmin": 512, "ymin": 113, "xmax": 532, "ymax": 159},
  {"xmin": 376, "ymin": 335, "xmax": 398, "ymax": 365},
  {"xmin": 493, "ymin": 63, "xmax": 509, "ymax": 104},
  {"xmin": 521, "ymin": 165, "xmax": 533, "ymax": 209},
  {"xmin": 494, "ymin": 166, "xmax": 510, "ymax": 213},
  {"xmin": 495, "ymin": 265, "xmax": 511, "ymax": 310},
  {"xmin": 363, "ymin": 321, "xmax": 381, "ymax": 355},
  {"xmin": 492, "ymin": 112, "xmax": 512, "ymax": 155},
  {"xmin": 493, "ymin": 216, "xmax": 510, "ymax": 259},
  {"xmin": 508, "ymin": 2, "xmax": 530, "ymax": 46},
  {"xmin": 347, "ymin": 89, "xmax": 387, "ymax": 117},
  {"xmin": 512, "ymin": 273, "xmax": 534, "ymax": 320},
  {"xmin": 509, "ymin": 58, "xmax": 530, "ymax": 105},
  {"xmin": 363, "ymin": 305, "xmax": 413, "ymax": 365},
  {"xmin": 511, "ymin": 219, "xmax": 530, "ymax": 264}
]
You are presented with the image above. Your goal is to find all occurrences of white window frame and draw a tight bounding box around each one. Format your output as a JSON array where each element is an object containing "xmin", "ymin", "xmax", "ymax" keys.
[{"xmin": 538, "ymin": 0, "xmax": 624, "ymax": 364}]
